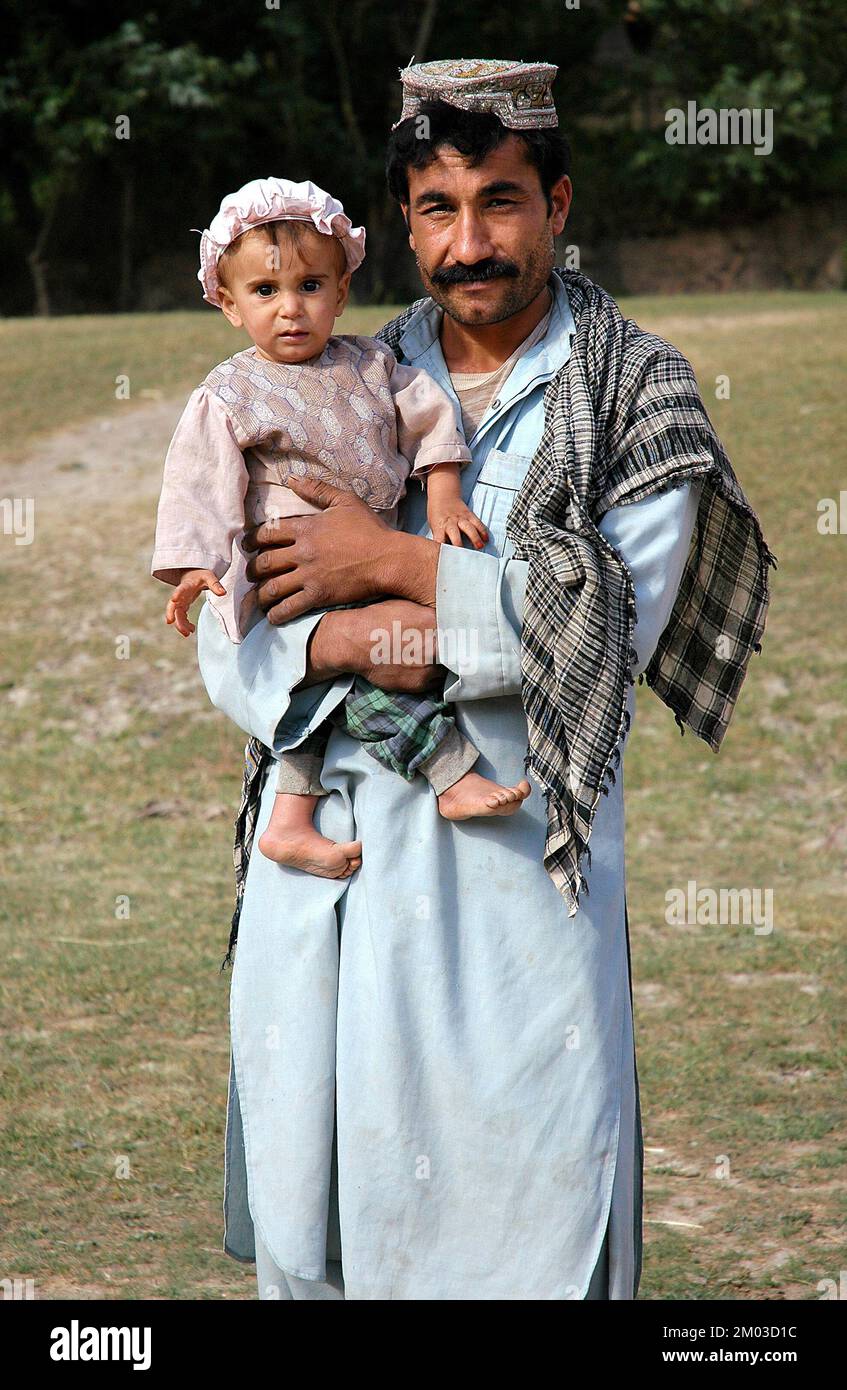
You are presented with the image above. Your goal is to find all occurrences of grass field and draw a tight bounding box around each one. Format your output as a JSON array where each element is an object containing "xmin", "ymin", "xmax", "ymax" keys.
[{"xmin": 1, "ymin": 293, "xmax": 845, "ymax": 1299}]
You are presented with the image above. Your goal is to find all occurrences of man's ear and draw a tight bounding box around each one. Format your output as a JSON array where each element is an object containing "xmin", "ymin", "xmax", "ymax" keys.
[
  {"xmin": 549, "ymin": 175, "xmax": 573, "ymax": 238},
  {"xmin": 335, "ymin": 270, "xmax": 352, "ymax": 316},
  {"xmin": 218, "ymin": 288, "xmax": 243, "ymax": 329},
  {"xmin": 400, "ymin": 202, "xmax": 416, "ymax": 251}
]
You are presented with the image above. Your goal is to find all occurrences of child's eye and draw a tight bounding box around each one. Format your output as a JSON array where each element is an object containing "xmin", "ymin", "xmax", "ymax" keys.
[
  {"xmin": 301, "ymin": 279, "xmax": 321, "ymax": 292},
  {"xmin": 255, "ymin": 284, "xmax": 276, "ymax": 297}
]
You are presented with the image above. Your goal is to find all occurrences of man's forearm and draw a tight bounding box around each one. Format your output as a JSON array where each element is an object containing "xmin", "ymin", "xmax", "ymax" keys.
[
  {"xmin": 296, "ymin": 531, "xmax": 442, "ymax": 688},
  {"xmin": 376, "ymin": 529, "xmax": 441, "ymax": 607},
  {"xmin": 301, "ymin": 611, "xmax": 348, "ymax": 686},
  {"xmin": 300, "ymin": 599, "xmax": 443, "ymax": 693}
]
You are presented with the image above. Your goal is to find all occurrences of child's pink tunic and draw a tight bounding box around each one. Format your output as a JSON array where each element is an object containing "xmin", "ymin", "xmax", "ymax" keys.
[{"xmin": 151, "ymin": 336, "xmax": 470, "ymax": 640}]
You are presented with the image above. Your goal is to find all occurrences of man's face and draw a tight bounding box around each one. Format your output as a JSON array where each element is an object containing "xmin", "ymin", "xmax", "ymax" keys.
[{"xmin": 401, "ymin": 134, "xmax": 571, "ymax": 326}]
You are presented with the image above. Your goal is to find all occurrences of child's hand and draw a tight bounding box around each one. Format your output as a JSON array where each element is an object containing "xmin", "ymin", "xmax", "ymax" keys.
[
  {"xmin": 429, "ymin": 502, "xmax": 489, "ymax": 550},
  {"xmin": 165, "ymin": 569, "xmax": 226, "ymax": 637}
]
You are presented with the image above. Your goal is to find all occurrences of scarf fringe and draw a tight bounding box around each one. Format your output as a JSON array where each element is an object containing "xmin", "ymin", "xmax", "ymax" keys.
[
  {"xmin": 220, "ymin": 901, "xmax": 241, "ymax": 973},
  {"xmin": 537, "ymin": 676, "xmax": 635, "ymax": 918}
]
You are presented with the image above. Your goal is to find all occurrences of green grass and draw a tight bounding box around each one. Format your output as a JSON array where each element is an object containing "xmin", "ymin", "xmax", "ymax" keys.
[
  {"xmin": 1, "ymin": 293, "xmax": 845, "ymax": 1299},
  {"xmin": 0, "ymin": 302, "xmax": 399, "ymax": 463}
]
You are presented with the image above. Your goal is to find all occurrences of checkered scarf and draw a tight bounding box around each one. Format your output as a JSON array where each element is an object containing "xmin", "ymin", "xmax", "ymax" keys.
[{"xmin": 219, "ymin": 269, "xmax": 777, "ymax": 966}]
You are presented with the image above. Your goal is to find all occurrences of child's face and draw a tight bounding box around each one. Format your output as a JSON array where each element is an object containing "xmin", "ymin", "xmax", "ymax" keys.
[{"xmin": 217, "ymin": 228, "xmax": 351, "ymax": 364}]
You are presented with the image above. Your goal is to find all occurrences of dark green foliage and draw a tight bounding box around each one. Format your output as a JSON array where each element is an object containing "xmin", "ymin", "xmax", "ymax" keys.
[{"xmin": 1, "ymin": 0, "xmax": 844, "ymax": 313}]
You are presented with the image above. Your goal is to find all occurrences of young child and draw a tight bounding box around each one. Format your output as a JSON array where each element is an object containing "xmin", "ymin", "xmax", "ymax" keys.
[{"xmin": 152, "ymin": 177, "xmax": 531, "ymax": 879}]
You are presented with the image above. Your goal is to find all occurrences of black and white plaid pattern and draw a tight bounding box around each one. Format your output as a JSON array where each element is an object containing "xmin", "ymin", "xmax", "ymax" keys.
[{"xmin": 219, "ymin": 269, "xmax": 777, "ymax": 965}]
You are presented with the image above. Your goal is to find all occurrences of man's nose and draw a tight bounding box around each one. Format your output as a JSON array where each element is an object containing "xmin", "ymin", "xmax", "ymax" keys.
[{"xmin": 447, "ymin": 207, "xmax": 495, "ymax": 266}]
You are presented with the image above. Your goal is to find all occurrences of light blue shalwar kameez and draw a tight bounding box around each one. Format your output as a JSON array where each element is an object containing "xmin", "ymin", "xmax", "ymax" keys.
[{"xmin": 196, "ymin": 273, "xmax": 702, "ymax": 1300}]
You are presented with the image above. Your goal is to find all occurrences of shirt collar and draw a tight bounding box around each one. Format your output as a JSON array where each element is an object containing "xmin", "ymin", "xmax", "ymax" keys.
[{"xmin": 397, "ymin": 269, "xmax": 575, "ymax": 403}]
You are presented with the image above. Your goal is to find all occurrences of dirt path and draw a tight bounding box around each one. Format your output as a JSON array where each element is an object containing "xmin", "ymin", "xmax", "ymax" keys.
[{"xmin": 0, "ymin": 396, "xmax": 186, "ymax": 512}]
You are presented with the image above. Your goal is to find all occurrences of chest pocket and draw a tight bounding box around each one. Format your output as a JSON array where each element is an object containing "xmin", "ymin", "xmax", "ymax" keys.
[
  {"xmin": 474, "ymin": 447, "xmax": 533, "ymax": 489},
  {"xmin": 470, "ymin": 448, "xmax": 533, "ymax": 558}
]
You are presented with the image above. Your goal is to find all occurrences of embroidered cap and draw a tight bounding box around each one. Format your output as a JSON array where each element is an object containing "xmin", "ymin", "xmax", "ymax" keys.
[
  {"xmin": 197, "ymin": 176, "xmax": 366, "ymax": 307},
  {"xmin": 392, "ymin": 58, "xmax": 559, "ymax": 131}
]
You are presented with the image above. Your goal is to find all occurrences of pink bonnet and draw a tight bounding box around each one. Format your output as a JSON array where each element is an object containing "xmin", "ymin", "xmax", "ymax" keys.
[{"xmin": 197, "ymin": 176, "xmax": 366, "ymax": 307}]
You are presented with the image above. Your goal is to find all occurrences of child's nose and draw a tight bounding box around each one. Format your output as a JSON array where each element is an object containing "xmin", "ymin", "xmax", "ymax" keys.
[{"xmin": 277, "ymin": 293, "xmax": 303, "ymax": 319}]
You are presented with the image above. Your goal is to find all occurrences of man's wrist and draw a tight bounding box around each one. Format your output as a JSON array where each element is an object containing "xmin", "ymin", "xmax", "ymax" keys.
[
  {"xmin": 379, "ymin": 530, "xmax": 440, "ymax": 606},
  {"xmin": 302, "ymin": 612, "xmax": 348, "ymax": 686}
]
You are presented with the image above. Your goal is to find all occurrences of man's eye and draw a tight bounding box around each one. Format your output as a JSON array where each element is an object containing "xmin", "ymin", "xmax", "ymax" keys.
[{"xmin": 488, "ymin": 199, "xmax": 516, "ymax": 208}]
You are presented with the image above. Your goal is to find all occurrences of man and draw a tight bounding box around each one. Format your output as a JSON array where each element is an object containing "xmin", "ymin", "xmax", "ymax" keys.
[{"xmin": 196, "ymin": 59, "xmax": 775, "ymax": 1300}]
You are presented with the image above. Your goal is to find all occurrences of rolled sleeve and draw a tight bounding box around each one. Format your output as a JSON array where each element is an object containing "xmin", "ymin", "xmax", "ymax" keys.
[
  {"xmin": 196, "ymin": 600, "xmax": 353, "ymax": 753},
  {"xmin": 434, "ymin": 544, "xmax": 529, "ymax": 702},
  {"xmin": 434, "ymin": 481, "xmax": 701, "ymax": 703},
  {"xmin": 597, "ymin": 479, "xmax": 702, "ymax": 678}
]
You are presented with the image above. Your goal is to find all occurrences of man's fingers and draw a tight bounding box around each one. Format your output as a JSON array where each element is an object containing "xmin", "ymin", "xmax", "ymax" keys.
[
  {"xmin": 254, "ymin": 570, "xmax": 305, "ymax": 608},
  {"xmin": 245, "ymin": 545, "xmax": 298, "ymax": 582},
  {"xmin": 284, "ymin": 474, "xmax": 347, "ymax": 510},
  {"xmin": 242, "ymin": 519, "xmax": 298, "ymax": 553},
  {"xmin": 243, "ymin": 480, "xmax": 352, "ymax": 552},
  {"xmin": 266, "ymin": 591, "xmax": 313, "ymax": 626}
]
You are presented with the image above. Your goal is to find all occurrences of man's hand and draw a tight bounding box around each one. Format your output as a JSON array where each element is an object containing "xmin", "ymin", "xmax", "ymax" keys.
[
  {"xmin": 243, "ymin": 476, "xmax": 440, "ymax": 624},
  {"xmin": 304, "ymin": 600, "xmax": 442, "ymax": 693}
]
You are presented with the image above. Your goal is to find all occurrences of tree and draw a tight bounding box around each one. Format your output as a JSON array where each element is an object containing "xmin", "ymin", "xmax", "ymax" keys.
[{"xmin": 0, "ymin": 13, "xmax": 252, "ymax": 313}]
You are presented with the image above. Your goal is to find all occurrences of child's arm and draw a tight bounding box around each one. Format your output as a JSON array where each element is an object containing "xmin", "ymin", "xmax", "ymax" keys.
[
  {"xmin": 384, "ymin": 352, "xmax": 488, "ymax": 549},
  {"xmin": 424, "ymin": 461, "xmax": 489, "ymax": 549},
  {"xmin": 151, "ymin": 386, "xmax": 249, "ymax": 607},
  {"xmin": 164, "ymin": 569, "xmax": 227, "ymax": 638}
]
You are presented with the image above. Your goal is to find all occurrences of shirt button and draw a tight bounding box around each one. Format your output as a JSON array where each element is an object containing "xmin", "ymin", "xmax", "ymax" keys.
[{"xmin": 491, "ymin": 398, "xmax": 501, "ymax": 408}]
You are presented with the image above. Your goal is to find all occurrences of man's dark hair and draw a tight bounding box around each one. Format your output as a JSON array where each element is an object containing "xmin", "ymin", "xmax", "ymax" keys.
[{"xmin": 385, "ymin": 99, "xmax": 571, "ymax": 214}]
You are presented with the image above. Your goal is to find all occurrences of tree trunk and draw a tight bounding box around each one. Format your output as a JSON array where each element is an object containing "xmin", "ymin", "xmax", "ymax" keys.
[
  {"xmin": 27, "ymin": 246, "xmax": 51, "ymax": 317},
  {"xmin": 27, "ymin": 193, "xmax": 60, "ymax": 317}
]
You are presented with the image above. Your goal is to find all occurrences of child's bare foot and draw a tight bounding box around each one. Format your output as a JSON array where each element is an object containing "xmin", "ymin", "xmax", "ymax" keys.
[
  {"xmin": 437, "ymin": 772, "xmax": 532, "ymax": 821},
  {"xmin": 258, "ymin": 793, "xmax": 361, "ymax": 877},
  {"xmin": 258, "ymin": 825, "xmax": 362, "ymax": 877}
]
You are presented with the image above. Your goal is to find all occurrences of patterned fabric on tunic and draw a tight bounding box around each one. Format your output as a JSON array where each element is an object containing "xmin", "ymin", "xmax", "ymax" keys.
[
  {"xmin": 220, "ymin": 268, "xmax": 777, "ymax": 966},
  {"xmin": 205, "ymin": 341, "xmax": 409, "ymax": 510}
]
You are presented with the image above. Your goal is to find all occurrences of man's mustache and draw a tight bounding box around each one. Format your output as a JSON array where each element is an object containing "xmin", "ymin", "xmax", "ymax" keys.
[{"xmin": 430, "ymin": 259, "xmax": 520, "ymax": 286}]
